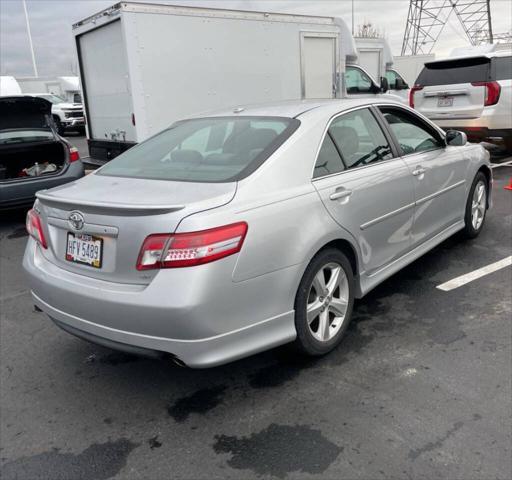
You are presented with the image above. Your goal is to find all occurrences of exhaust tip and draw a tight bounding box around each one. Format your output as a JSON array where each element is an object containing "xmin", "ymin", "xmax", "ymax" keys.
[{"xmin": 170, "ymin": 355, "xmax": 187, "ymax": 368}]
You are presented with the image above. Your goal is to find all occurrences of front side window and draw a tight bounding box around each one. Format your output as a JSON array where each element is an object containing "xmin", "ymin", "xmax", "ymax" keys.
[
  {"xmin": 385, "ymin": 69, "xmax": 399, "ymax": 89},
  {"xmin": 98, "ymin": 116, "xmax": 298, "ymax": 183},
  {"xmin": 329, "ymin": 108, "xmax": 393, "ymax": 169},
  {"xmin": 345, "ymin": 66, "xmax": 373, "ymax": 94},
  {"xmin": 380, "ymin": 107, "xmax": 442, "ymax": 155}
]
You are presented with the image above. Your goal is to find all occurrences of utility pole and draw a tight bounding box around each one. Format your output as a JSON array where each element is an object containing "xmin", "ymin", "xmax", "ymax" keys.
[
  {"xmin": 351, "ymin": 0, "xmax": 355, "ymax": 35},
  {"xmin": 22, "ymin": 0, "xmax": 38, "ymax": 77}
]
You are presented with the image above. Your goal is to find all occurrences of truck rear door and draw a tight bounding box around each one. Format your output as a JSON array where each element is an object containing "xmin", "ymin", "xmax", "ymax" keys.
[
  {"xmin": 301, "ymin": 34, "xmax": 337, "ymax": 99},
  {"xmin": 412, "ymin": 57, "xmax": 491, "ymax": 120},
  {"xmin": 77, "ymin": 20, "xmax": 136, "ymax": 142}
]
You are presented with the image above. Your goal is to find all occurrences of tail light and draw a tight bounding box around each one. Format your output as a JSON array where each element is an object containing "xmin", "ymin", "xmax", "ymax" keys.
[
  {"xmin": 409, "ymin": 85, "xmax": 423, "ymax": 109},
  {"xmin": 136, "ymin": 222, "xmax": 248, "ymax": 270},
  {"xmin": 471, "ymin": 81, "xmax": 501, "ymax": 106},
  {"xmin": 26, "ymin": 209, "xmax": 47, "ymax": 249},
  {"xmin": 68, "ymin": 146, "xmax": 80, "ymax": 162}
]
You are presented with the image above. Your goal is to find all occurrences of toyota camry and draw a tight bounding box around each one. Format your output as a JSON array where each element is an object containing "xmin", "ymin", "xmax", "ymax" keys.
[{"xmin": 23, "ymin": 99, "xmax": 491, "ymax": 367}]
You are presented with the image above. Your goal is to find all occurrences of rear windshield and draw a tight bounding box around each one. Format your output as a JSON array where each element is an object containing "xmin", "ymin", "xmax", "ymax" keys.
[
  {"xmin": 98, "ymin": 116, "xmax": 299, "ymax": 183},
  {"xmin": 416, "ymin": 57, "xmax": 491, "ymax": 86}
]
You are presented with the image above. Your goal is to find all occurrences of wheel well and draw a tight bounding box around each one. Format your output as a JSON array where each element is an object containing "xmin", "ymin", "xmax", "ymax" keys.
[{"xmin": 320, "ymin": 239, "xmax": 358, "ymax": 275}]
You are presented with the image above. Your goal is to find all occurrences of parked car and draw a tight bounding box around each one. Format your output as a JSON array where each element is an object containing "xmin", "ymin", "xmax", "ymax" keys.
[
  {"xmin": 410, "ymin": 50, "xmax": 512, "ymax": 151},
  {"xmin": 23, "ymin": 98, "xmax": 491, "ymax": 368},
  {"xmin": 25, "ymin": 93, "xmax": 85, "ymax": 135},
  {"xmin": 0, "ymin": 96, "xmax": 84, "ymax": 209}
]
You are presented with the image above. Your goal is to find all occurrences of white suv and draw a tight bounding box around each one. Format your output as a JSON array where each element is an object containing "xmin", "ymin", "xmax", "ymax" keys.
[{"xmin": 410, "ymin": 50, "xmax": 512, "ymax": 151}]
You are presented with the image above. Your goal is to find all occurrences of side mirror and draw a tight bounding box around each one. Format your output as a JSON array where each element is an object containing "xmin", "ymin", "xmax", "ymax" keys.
[
  {"xmin": 380, "ymin": 77, "xmax": 389, "ymax": 93},
  {"xmin": 445, "ymin": 130, "xmax": 467, "ymax": 146},
  {"xmin": 395, "ymin": 78, "xmax": 409, "ymax": 90}
]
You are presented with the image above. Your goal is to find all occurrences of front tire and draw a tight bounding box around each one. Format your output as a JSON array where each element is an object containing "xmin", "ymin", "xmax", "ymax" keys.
[
  {"xmin": 294, "ymin": 249, "xmax": 355, "ymax": 356},
  {"xmin": 462, "ymin": 172, "xmax": 488, "ymax": 239}
]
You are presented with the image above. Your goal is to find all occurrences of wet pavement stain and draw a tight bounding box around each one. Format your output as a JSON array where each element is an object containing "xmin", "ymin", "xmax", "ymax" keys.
[
  {"xmin": 408, "ymin": 421, "xmax": 464, "ymax": 461},
  {"xmin": 248, "ymin": 355, "xmax": 317, "ymax": 389},
  {"xmin": 1, "ymin": 438, "xmax": 138, "ymax": 480},
  {"xmin": 213, "ymin": 424, "xmax": 342, "ymax": 478},
  {"xmin": 148, "ymin": 436, "xmax": 162, "ymax": 450},
  {"xmin": 167, "ymin": 385, "xmax": 227, "ymax": 422},
  {"xmin": 426, "ymin": 317, "xmax": 466, "ymax": 345}
]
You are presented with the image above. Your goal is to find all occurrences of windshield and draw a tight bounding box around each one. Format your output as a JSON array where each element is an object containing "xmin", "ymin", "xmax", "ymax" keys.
[
  {"xmin": 36, "ymin": 94, "xmax": 66, "ymax": 104},
  {"xmin": 0, "ymin": 130, "xmax": 54, "ymax": 145},
  {"xmin": 97, "ymin": 116, "xmax": 299, "ymax": 183}
]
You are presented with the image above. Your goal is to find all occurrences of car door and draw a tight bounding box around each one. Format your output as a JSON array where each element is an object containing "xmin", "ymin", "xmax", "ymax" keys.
[
  {"xmin": 313, "ymin": 107, "xmax": 416, "ymax": 277},
  {"xmin": 378, "ymin": 106, "xmax": 468, "ymax": 246}
]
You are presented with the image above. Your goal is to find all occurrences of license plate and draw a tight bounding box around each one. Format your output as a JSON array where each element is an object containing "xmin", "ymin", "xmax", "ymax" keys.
[
  {"xmin": 66, "ymin": 233, "xmax": 103, "ymax": 268},
  {"xmin": 438, "ymin": 96, "xmax": 454, "ymax": 107}
]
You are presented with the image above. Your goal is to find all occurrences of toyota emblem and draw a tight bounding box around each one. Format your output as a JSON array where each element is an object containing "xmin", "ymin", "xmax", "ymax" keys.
[{"xmin": 68, "ymin": 211, "xmax": 84, "ymax": 230}]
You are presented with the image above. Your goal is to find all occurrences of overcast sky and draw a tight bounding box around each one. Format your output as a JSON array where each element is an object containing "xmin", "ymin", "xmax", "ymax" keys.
[{"xmin": 1, "ymin": 0, "xmax": 511, "ymax": 76}]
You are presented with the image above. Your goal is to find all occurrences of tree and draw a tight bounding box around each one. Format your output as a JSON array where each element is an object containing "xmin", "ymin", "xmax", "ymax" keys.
[{"xmin": 357, "ymin": 22, "xmax": 383, "ymax": 38}]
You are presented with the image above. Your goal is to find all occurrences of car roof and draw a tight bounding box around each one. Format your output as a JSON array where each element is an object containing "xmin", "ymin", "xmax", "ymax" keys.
[
  {"xmin": 197, "ymin": 97, "xmax": 405, "ymax": 119},
  {"xmin": 427, "ymin": 49, "xmax": 512, "ymax": 64}
]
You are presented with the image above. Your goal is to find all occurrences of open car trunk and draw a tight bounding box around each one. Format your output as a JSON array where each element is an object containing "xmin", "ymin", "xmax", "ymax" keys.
[{"xmin": 0, "ymin": 140, "xmax": 67, "ymax": 181}]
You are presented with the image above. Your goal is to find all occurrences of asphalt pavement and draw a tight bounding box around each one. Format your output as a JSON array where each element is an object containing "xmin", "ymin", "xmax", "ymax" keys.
[{"xmin": 0, "ymin": 154, "xmax": 511, "ymax": 480}]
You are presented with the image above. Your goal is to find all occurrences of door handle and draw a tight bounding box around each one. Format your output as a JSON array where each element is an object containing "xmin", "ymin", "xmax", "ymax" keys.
[
  {"xmin": 412, "ymin": 166, "xmax": 426, "ymax": 177},
  {"xmin": 329, "ymin": 188, "xmax": 353, "ymax": 201}
]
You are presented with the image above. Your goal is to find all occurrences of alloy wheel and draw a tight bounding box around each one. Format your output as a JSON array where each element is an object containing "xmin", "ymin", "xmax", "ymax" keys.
[
  {"xmin": 306, "ymin": 262, "xmax": 349, "ymax": 342},
  {"xmin": 471, "ymin": 180, "xmax": 486, "ymax": 230}
]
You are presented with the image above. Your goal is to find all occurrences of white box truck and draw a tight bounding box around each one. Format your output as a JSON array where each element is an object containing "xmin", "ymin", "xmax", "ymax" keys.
[
  {"xmin": 73, "ymin": 1, "xmax": 387, "ymax": 163},
  {"xmin": 351, "ymin": 37, "xmax": 410, "ymax": 102}
]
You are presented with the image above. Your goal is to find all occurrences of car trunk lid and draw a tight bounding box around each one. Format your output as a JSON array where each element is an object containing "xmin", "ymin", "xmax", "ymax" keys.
[
  {"xmin": 413, "ymin": 56, "xmax": 491, "ymax": 120},
  {"xmin": 0, "ymin": 96, "xmax": 54, "ymax": 131},
  {"xmin": 35, "ymin": 174, "xmax": 237, "ymax": 285}
]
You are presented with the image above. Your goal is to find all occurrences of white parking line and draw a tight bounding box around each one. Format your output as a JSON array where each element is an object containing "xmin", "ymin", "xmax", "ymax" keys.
[
  {"xmin": 491, "ymin": 160, "xmax": 512, "ymax": 169},
  {"xmin": 437, "ymin": 256, "xmax": 512, "ymax": 292}
]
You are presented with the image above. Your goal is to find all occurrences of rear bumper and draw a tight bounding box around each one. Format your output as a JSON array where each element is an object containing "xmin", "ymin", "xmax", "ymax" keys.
[
  {"xmin": 0, "ymin": 162, "xmax": 84, "ymax": 210},
  {"xmin": 23, "ymin": 239, "xmax": 299, "ymax": 368},
  {"xmin": 426, "ymin": 107, "xmax": 512, "ymax": 144}
]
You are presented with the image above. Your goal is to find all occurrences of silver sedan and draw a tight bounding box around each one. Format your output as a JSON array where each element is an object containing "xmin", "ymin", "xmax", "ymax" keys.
[{"xmin": 23, "ymin": 98, "xmax": 491, "ymax": 367}]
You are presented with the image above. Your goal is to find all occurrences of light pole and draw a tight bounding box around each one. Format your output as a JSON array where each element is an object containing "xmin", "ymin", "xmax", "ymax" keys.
[{"xmin": 22, "ymin": 0, "xmax": 38, "ymax": 77}]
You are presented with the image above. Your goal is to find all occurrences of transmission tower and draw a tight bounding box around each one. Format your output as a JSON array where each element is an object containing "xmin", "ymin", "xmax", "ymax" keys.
[{"xmin": 401, "ymin": 0, "xmax": 510, "ymax": 56}]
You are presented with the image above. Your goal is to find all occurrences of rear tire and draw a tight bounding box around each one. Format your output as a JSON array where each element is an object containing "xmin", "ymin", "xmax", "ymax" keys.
[
  {"xmin": 294, "ymin": 249, "xmax": 355, "ymax": 356},
  {"xmin": 462, "ymin": 172, "xmax": 488, "ymax": 239}
]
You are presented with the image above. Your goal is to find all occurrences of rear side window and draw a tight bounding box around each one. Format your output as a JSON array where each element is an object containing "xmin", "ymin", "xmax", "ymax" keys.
[
  {"xmin": 493, "ymin": 57, "xmax": 512, "ymax": 81},
  {"xmin": 416, "ymin": 57, "xmax": 490, "ymax": 86},
  {"xmin": 98, "ymin": 117, "xmax": 299, "ymax": 183},
  {"xmin": 329, "ymin": 108, "xmax": 393, "ymax": 169},
  {"xmin": 314, "ymin": 135, "xmax": 345, "ymax": 178}
]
